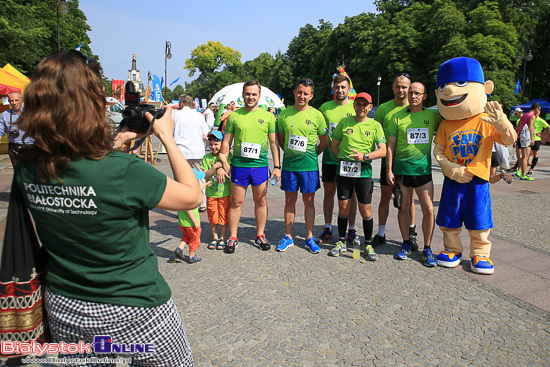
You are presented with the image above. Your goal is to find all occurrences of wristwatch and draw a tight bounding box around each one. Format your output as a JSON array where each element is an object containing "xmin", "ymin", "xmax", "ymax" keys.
[
  {"xmin": 363, "ymin": 154, "xmax": 370, "ymax": 161},
  {"xmin": 273, "ymin": 165, "xmax": 281, "ymax": 170}
]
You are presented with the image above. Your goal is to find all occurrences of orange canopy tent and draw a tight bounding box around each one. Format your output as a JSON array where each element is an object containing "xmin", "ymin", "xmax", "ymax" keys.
[{"xmin": 0, "ymin": 64, "xmax": 30, "ymax": 97}]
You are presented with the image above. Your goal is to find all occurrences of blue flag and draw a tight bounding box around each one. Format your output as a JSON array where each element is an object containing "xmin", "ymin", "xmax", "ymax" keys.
[
  {"xmin": 170, "ymin": 77, "xmax": 181, "ymax": 86},
  {"xmin": 152, "ymin": 75, "xmax": 162, "ymax": 102},
  {"xmin": 515, "ymin": 79, "xmax": 520, "ymax": 95},
  {"xmin": 75, "ymin": 42, "xmax": 83, "ymax": 51}
]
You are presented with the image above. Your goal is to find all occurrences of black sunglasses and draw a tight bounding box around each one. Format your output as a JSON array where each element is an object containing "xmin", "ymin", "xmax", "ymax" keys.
[
  {"xmin": 296, "ymin": 79, "xmax": 314, "ymax": 88},
  {"xmin": 395, "ymin": 72, "xmax": 411, "ymax": 80}
]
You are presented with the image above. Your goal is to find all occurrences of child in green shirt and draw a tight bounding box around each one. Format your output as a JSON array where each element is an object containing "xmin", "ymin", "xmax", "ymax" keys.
[{"xmin": 201, "ymin": 131, "xmax": 232, "ymax": 250}]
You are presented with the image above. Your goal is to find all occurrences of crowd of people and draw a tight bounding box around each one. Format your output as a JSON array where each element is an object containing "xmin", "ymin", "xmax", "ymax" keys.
[
  {"xmin": 167, "ymin": 72, "xmax": 546, "ymax": 271},
  {"xmin": 1, "ymin": 50, "xmax": 547, "ymax": 365}
]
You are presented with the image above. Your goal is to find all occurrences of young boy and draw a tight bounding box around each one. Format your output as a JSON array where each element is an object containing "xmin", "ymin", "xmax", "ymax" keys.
[
  {"xmin": 201, "ymin": 131, "xmax": 232, "ymax": 250},
  {"xmin": 174, "ymin": 169, "xmax": 211, "ymax": 263}
]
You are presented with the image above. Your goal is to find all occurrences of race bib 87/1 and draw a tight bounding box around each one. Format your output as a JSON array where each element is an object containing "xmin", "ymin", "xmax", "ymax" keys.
[{"xmin": 241, "ymin": 142, "xmax": 261, "ymax": 159}]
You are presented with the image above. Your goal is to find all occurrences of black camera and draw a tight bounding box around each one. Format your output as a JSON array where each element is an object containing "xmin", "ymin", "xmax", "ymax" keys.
[
  {"xmin": 120, "ymin": 81, "xmax": 165, "ymax": 133},
  {"xmin": 9, "ymin": 129, "xmax": 20, "ymax": 138}
]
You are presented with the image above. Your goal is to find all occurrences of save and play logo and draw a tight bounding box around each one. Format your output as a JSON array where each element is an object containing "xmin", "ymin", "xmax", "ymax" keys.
[{"xmin": 92, "ymin": 336, "xmax": 154, "ymax": 354}]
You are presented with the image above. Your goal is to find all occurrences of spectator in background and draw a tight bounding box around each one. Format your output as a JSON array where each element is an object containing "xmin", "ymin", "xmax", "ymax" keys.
[
  {"xmin": 173, "ymin": 94, "xmax": 210, "ymax": 210},
  {"xmin": 203, "ymin": 102, "xmax": 216, "ymax": 132},
  {"xmin": 0, "ymin": 91, "xmax": 34, "ymax": 165},
  {"xmin": 219, "ymin": 101, "xmax": 235, "ymax": 133}
]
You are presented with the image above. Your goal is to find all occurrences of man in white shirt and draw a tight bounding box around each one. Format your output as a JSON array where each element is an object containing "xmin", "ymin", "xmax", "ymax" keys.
[
  {"xmin": 203, "ymin": 102, "xmax": 215, "ymax": 132},
  {"xmin": 173, "ymin": 94, "xmax": 209, "ymax": 210}
]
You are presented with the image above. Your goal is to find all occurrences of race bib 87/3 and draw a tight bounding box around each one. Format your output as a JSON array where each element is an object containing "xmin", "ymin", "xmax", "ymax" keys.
[
  {"xmin": 288, "ymin": 134, "xmax": 308, "ymax": 152},
  {"xmin": 241, "ymin": 142, "xmax": 261, "ymax": 159},
  {"xmin": 340, "ymin": 161, "xmax": 361, "ymax": 177},
  {"xmin": 407, "ymin": 128, "xmax": 429, "ymax": 144}
]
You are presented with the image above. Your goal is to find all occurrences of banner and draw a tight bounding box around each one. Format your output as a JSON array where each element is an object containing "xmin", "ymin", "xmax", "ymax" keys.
[
  {"xmin": 152, "ymin": 75, "xmax": 162, "ymax": 102},
  {"xmin": 111, "ymin": 79, "xmax": 125, "ymax": 103},
  {"xmin": 515, "ymin": 79, "xmax": 520, "ymax": 95}
]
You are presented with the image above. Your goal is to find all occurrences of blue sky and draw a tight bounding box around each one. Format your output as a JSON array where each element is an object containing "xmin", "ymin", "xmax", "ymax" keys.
[{"xmin": 80, "ymin": 0, "xmax": 378, "ymax": 88}]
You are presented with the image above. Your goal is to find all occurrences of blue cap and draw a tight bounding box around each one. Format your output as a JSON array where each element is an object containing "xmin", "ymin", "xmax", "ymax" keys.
[
  {"xmin": 207, "ymin": 131, "xmax": 224, "ymax": 141},
  {"xmin": 436, "ymin": 57, "xmax": 485, "ymax": 88},
  {"xmin": 192, "ymin": 168, "xmax": 205, "ymax": 181}
]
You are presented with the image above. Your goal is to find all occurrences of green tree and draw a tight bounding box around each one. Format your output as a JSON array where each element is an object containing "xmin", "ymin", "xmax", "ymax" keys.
[
  {"xmin": 162, "ymin": 86, "xmax": 172, "ymax": 102},
  {"xmin": 183, "ymin": 41, "xmax": 245, "ymax": 100},
  {"xmin": 285, "ymin": 20, "xmax": 333, "ymax": 106},
  {"xmin": 0, "ymin": 0, "xmax": 94, "ymax": 75},
  {"xmin": 184, "ymin": 41, "xmax": 242, "ymax": 77},
  {"xmin": 172, "ymin": 85, "xmax": 185, "ymax": 101}
]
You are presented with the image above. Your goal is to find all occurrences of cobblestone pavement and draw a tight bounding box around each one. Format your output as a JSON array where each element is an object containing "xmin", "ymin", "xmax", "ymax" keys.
[{"xmin": 1, "ymin": 145, "xmax": 550, "ymax": 366}]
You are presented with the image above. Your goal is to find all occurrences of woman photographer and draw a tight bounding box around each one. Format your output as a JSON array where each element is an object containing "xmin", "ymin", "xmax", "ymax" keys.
[{"xmin": 15, "ymin": 50, "xmax": 200, "ymax": 366}]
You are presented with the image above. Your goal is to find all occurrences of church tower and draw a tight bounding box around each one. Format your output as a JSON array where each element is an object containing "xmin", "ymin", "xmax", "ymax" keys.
[{"xmin": 127, "ymin": 54, "xmax": 143, "ymax": 94}]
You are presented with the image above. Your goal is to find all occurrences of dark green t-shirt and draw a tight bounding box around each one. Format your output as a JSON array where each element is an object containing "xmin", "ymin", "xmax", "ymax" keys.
[
  {"xmin": 276, "ymin": 106, "xmax": 328, "ymax": 172},
  {"xmin": 16, "ymin": 152, "xmax": 171, "ymax": 308},
  {"xmin": 386, "ymin": 108, "xmax": 442, "ymax": 175},
  {"xmin": 225, "ymin": 108, "xmax": 276, "ymax": 168},
  {"xmin": 331, "ymin": 116, "xmax": 386, "ymax": 178},
  {"xmin": 319, "ymin": 100, "xmax": 356, "ymax": 165},
  {"xmin": 374, "ymin": 99, "xmax": 408, "ymax": 167}
]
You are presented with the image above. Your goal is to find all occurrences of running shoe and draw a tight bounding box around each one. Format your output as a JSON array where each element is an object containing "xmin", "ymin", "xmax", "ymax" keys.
[
  {"xmin": 364, "ymin": 244, "xmax": 378, "ymax": 261},
  {"xmin": 520, "ymin": 174, "xmax": 534, "ymax": 181},
  {"xmin": 328, "ymin": 241, "xmax": 347, "ymax": 257},
  {"xmin": 395, "ymin": 241, "xmax": 411, "ymax": 260},
  {"xmin": 255, "ymin": 234, "xmax": 271, "ymax": 251},
  {"xmin": 436, "ymin": 250, "xmax": 462, "ymax": 267},
  {"xmin": 470, "ymin": 255, "xmax": 494, "ymax": 274},
  {"xmin": 347, "ymin": 229, "xmax": 357, "ymax": 244},
  {"xmin": 527, "ymin": 168, "xmax": 533, "ymax": 175},
  {"xmin": 224, "ymin": 237, "xmax": 238, "ymax": 254},
  {"xmin": 371, "ymin": 234, "xmax": 386, "ymax": 248},
  {"xmin": 276, "ymin": 235, "xmax": 294, "ymax": 252},
  {"xmin": 515, "ymin": 168, "xmax": 522, "ymax": 178},
  {"xmin": 499, "ymin": 169, "xmax": 512, "ymax": 184},
  {"xmin": 422, "ymin": 248, "xmax": 437, "ymax": 267},
  {"xmin": 305, "ymin": 237, "xmax": 321, "ymax": 254},
  {"xmin": 319, "ymin": 227, "xmax": 333, "ymax": 243}
]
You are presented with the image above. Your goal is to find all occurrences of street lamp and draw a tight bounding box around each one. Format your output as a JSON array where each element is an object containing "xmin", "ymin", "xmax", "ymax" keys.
[
  {"xmin": 164, "ymin": 41, "xmax": 172, "ymax": 103},
  {"xmin": 57, "ymin": 0, "xmax": 69, "ymax": 51},
  {"xmin": 377, "ymin": 74, "xmax": 382, "ymax": 106},
  {"xmin": 516, "ymin": 41, "xmax": 533, "ymax": 101}
]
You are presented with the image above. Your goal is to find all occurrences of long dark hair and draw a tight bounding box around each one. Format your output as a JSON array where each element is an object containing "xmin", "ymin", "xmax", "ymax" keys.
[{"xmin": 17, "ymin": 51, "xmax": 113, "ymax": 182}]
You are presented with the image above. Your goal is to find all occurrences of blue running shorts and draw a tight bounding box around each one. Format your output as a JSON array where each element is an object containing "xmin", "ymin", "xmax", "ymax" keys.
[
  {"xmin": 280, "ymin": 170, "xmax": 320, "ymax": 194},
  {"xmin": 436, "ymin": 176, "xmax": 493, "ymax": 230},
  {"xmin": 231, "ymin": 166, "xmax": 269, "ymax": 186}
]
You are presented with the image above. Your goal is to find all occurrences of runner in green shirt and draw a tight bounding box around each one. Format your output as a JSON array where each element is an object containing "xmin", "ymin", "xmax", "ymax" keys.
[
  {"xmin": 275, "ymin": 78, "xmax": 328, "ymax": 253},
  {"xmin": 371, "ymin": 73, "xmax": 419, "ymax": 251},
  {"xmin": 329, "ymin": 92, "xmax": 386, "ymax": 260},
  {"xmin": 386, "ymin": 82, "xmax": 442, "ymax": 266},
  {"xmin": 218, "ymin": 81, "xmax": 281, "ymax": 253},
  {"xmin": 528, "ymin": 110, "xmax": 549, "ymax": 174},
  {"xmin": 318, "ymin": 74, "xmax": 358, "ymax": 244}
]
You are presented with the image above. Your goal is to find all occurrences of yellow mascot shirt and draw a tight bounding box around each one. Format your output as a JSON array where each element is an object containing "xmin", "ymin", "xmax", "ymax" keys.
[{"xmin": 434, "ymin": 113, "xmax": 506, "ymax": 181}]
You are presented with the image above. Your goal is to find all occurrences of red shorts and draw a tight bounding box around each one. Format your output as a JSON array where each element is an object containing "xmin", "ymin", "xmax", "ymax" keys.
[
  {"xmin": 179, "ymin": 225, "xmax": 201, "ymax": 252},
  {"xmin": 207, "ymin": 196, "xmax": 230, "ymax": 226}
]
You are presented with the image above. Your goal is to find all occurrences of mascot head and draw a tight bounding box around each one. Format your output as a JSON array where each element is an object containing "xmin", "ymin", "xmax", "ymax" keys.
[{"xmin": 436, "ymin": 57, "xmax": 494, "ymax": 120}]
